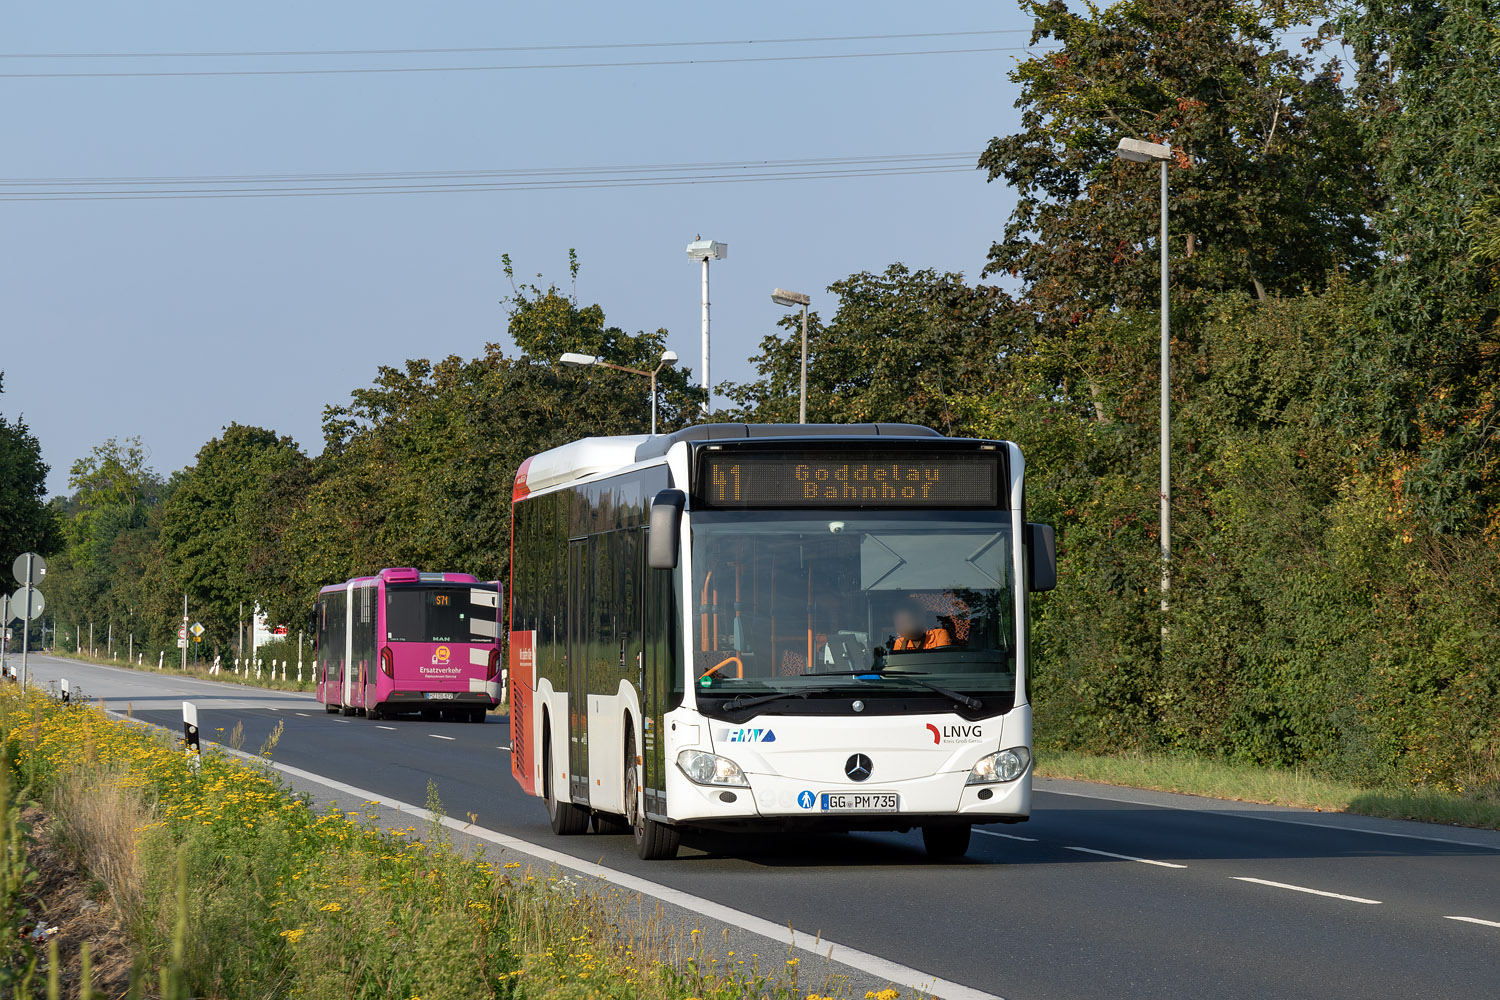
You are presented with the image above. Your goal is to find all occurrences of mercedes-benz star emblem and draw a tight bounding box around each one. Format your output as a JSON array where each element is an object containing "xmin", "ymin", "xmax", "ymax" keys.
[{"xmin": 844, "ymin": 753, "xmax": 873, "ymax": 782}]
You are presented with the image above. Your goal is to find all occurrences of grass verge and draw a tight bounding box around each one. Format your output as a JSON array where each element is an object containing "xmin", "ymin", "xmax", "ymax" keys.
[
  {"xmin": 39, "ymin": 649, "xmax": 316, "ymax": 694},
  {"xmin": 1036, "ymin": 749, "xmax": 1500, "ymax": 830},
  {"xmin": 0, "ymin": 686, "xmax": 880, "ymax": 1000}
]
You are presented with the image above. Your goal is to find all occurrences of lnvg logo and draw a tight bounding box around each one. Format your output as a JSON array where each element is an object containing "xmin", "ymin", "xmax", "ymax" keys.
[
  {"xmin": 718, "ymin": 728, "xmax": 777, "ymax": 743},
  {"xmin": 926, "ymin": 723, "xmax": 983, "ymax": 745}
]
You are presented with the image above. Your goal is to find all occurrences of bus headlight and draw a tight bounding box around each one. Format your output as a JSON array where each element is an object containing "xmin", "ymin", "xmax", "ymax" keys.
[
  {"xmin": 676, "ymin": 750, "xmax": 749, "ymax": 787},
  {"xmin": 967, "ymin": 747, "xmax": 1031, "ymax": 784}
]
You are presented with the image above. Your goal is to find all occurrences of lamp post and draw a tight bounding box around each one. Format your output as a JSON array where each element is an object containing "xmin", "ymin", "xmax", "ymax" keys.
[
  {"xmin": 685, "ymin": 239, "xmax": 727, "ymax": 414},
  {"xmin": 771, "ymin": 288, "xmax": 812, "ymax": 423},
  {"xmin": 1114, "ymin": 136, "xmax": 1174, "ymax": 611},
  {"xmin": 560, "ymin": 350, "xmax": 679, "ymax": 435}
]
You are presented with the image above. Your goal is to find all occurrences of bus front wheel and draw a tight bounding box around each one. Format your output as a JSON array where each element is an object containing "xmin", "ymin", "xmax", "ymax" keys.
[
  {"xmin": 921, "ymin": 823, "xmax": 972, "ymax": 860},
  {"xmin": 543, "ymin": 729, "xmax": 589, "ymax": 836},
  {"xmin": 625, "ymin": 729, "xmax": 680, "ymax": 860}
]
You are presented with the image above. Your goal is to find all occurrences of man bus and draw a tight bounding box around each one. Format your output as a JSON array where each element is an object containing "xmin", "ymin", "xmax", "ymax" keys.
[{"xmin": 508, "ymin": 423, "xmax": 1055, "ymax": 859}]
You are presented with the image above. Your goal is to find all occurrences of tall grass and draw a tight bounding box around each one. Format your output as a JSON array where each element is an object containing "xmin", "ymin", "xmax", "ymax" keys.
[
  {"xmin": 0, "ymin": 687, "xmax": 874, "ymax": 1000},
  {"xmin": 1037, "ymin": 749, "xmax": 1500, "ymax": 829}
]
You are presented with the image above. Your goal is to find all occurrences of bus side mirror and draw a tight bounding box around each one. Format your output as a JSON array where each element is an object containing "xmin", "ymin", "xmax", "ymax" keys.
[
  {"xmin": 1027, "ymin": 522, "xmax": 1057, "ymax": 592},
  {"xmin": 648, "ymin": 489, "xmax": 686, "ymax": 570}
]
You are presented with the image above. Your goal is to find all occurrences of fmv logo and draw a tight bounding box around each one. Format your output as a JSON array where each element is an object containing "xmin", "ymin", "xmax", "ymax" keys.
[
  {"xmin": 719, "ymin": 728, "xmax": 777, "ymax": 743},
  {"xmin": 925, "ymin": 723, "xmax": 983, "ymax": 745}
]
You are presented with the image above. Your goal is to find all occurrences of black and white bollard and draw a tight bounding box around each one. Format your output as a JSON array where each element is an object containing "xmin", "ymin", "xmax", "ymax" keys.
[
  {"xmin": 60, "ymin": 678, "xmax": 70, "ymax": 703},
  {"xmin": 182, "ymin": 701, "xmax": 200, "ymax": 753}
]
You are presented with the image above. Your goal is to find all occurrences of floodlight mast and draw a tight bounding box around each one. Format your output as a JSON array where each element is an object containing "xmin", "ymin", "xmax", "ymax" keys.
[
  {"xmin": 686, "ymin": 239, "xmax": 727, "ymax": 415},
  {"xmin": 771, "ymin": 288, "xmax": 812, "ymax": 423}
]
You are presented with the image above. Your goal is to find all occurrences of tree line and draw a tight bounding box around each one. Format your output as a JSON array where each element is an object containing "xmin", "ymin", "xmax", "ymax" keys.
[{"xmin": 5, "ymin": 0, "xmax": 1496, "ymax": 797}]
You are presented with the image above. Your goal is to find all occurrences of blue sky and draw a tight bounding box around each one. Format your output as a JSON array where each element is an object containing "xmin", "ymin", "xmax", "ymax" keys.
[{"xmin": 1, "ymin": 2, "xmax": 1040, "ymax": 495}]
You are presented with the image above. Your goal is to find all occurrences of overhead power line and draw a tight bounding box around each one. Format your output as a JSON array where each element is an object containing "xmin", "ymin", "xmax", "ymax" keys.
[
  {"xmin": 0, "ymin": 28, "xmax": 1032, "ymax": 60},
  {"xmin": 0, "ymin": 44, "xmax": 1050, "ymax": 79},
  {"xmin": 0, "ymin": 152, "xmax": 983, "ymax": 202}
]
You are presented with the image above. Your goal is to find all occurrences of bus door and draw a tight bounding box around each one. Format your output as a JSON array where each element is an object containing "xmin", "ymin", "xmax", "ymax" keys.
[
  {"xmin": 567, "ymin": 539, "xmax": 590, "ymax": 803},
  {"xmin": 342, "ymin": 580, "xmax": 357, "ymax": 708}
]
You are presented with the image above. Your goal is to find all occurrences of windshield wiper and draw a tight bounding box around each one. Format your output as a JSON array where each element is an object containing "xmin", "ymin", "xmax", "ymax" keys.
[
  {"xmin": 720, "ymin": 687, "xmax": 838, "ymax": 713},
  {"xmin": 813, "ymin": 670, "xmax": 984, "ymax": 712}
]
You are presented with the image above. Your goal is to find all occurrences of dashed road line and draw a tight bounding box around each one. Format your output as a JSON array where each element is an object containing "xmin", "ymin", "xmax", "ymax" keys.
[
  {"xmin": 1232, "ymin": 876, "xmax": 1381, "ymax": 905},
  {"xmin": 975, "ymin": 830, "xmax": 1038, "ymax": 842},
  {"xmin": 430, "ymin": 734, "xmax": 456, "ymax": 741},
  {"xmin": 1444, "ymin": 915, "xmax": 1500, "ymax": 929},
  {"xmin": 1064, "ymin": 845, "xmax": 1186, "ymax": 868},
  {"xmin": 377, "ymin": 725, "xmax": 397, "ymax": 731}
]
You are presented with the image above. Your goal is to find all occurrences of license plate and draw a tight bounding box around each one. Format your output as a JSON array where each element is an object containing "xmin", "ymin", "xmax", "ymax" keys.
[
  {"xmin": 424, "ymin": 692, "xmax": 457, "ymax": 700},
  {"xmin": 821, "ymin": 792, "xmax": 899, "ymax": 812}
]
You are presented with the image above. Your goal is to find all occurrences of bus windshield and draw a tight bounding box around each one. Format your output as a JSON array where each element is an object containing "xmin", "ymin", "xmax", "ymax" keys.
[
  {"xmin": 690, "ymin": 511, "xmax": 1015, "ymax": 699},
  {"xmin": 385, "ymin": 586, "xmax": 488, "ymax": 644}
]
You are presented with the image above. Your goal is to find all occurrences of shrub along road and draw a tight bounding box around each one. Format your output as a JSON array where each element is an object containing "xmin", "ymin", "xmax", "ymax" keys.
[{"xmin": 21, "ymin": 654, "xmax": 1500, "ymax": 1000}]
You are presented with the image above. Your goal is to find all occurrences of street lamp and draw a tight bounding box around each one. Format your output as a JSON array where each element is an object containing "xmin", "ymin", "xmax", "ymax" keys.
[
  {"xmin": 771, "ymin": 288, "xmax": 812, "ymax": 423},
  {"xmin": 685, "ymin": 238, "xmax": 727, "ymax": 414},
  {"xmin": 1115, "ymin": 136, "xmax": 1174, "ymax": 611},
  {"xmin": 560, "ymin": 350, "xmax": 679, "ymax": 435}
]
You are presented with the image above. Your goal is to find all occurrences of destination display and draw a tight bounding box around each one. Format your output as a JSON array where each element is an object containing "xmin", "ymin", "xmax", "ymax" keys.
[{"xmin": 700, "ymin": 451, "xmax": 1000, "ymax": 508}]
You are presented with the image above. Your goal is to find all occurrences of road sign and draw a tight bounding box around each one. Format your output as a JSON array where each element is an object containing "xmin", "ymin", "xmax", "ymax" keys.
[
  {"xmin": 190, "ymin": 622, "xmax": 205, "ymax": 638},
  {"xmin": 12, "ymin": 553, "xmax": 46, "ymax": 585},
  {"xmin": 9, "ymin": 586, "xmax": 44, "ymax": 621},
  {"xmin": 178, "ymin": 638, "xmax": 188, "ymax": 648}
]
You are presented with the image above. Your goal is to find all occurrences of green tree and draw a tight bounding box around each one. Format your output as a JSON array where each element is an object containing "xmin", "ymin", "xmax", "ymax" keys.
[
  {"xmin": 159, "ymin": 425, "xmax": 308, "ymax": 643},
  {"xmin": 0, "ymin": 374, "xmax": 58, "ymax": 560},
  {"xmin": 979, "ymin": 0, "xmax": 1373, "ymax": 416},
  {"xmin": 722, "ymin": 265, "xmax": 1029, "ymax": 433},
  {"xmin": 1330, "ymin": 0, "xmax": 1500, "ymax": 532}
]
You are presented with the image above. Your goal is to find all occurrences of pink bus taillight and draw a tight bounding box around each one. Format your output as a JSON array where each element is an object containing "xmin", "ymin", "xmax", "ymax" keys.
[
  {"xmin": 380, "ymin": 647, "xmax": 394, "ymax": 678},
  {"xmin": 487, "ymin": 648, "xmax": 500, "ymax": 681}
]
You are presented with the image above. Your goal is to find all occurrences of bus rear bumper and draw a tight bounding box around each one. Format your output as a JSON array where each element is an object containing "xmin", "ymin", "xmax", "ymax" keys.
[{"xmin": 381, "ymin": 692, "xmax": 498, "ymax": 709}]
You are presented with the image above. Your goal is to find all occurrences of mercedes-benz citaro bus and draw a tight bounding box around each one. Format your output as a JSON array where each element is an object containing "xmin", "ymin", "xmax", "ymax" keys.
[
  {"xmin": 315, "ymin": 568, "xmax": 503, "ymax": 722},
  {"xmin": 508, "ymin": 424, "xmax": 1056, "ymax": 859}
]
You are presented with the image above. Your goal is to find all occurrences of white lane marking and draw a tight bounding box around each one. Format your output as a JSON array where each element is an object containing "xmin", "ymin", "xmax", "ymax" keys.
[
  {"xmin": 296, "ymin": 713, "xmax": 310, "ymax": 717},
  {"xmin": 1444, "ymin": 915, "xmax": 1500, "ymax": 929},
  {"xmin": 1232, "ymin": 876, "xmax": 1381, "ymax": 905},
  {"xmin": 975, "ymin": 830, "xmax": 1038, "ymax": 842},
  {"xmin": 182, "ymin": 736, "xmax": 1005, "ymax": 1000},
  {"xmin": 430, "ymin": 734, "xmax": 456, "ymax": 741},
  {"xmin": 496, "ymin": 745, "xmax": 511, "ymax": 751},
  {"xmin": 1063, "ymin": 845, "xmax": 1186, "ymax": 868},
  {"xmin": 1038, "ymin": 785, "xmax": 1500, "ymax": 852},
  {"xmin": 331, "ymin": 718, "xmax": 351, "ymax": 724},
  {"xmin": 377, "ymin": 725, "xmax": 397, "ymax": 731}
]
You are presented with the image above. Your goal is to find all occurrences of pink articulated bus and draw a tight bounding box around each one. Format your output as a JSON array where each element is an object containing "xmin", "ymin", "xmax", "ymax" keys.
[{"xmin": 314, "ymin": 568, "xmax": 502, "ymax": 722}]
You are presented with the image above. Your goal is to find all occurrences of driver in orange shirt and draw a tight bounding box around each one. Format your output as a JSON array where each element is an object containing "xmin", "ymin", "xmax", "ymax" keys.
[{"xmin": 891, "ymin": 601, "xmax": 953, "ymax": 651}]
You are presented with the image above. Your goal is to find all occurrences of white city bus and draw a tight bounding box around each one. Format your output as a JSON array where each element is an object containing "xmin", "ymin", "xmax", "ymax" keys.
[{"xmin": 508, "ymin": 424, "xmax": 1055, "ymax": 859}]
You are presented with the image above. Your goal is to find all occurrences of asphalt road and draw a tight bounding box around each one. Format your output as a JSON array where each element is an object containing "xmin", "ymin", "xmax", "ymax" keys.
[{"xmin": 18, "ymin": 655, "xmax": 1500, "ymax": 1000}]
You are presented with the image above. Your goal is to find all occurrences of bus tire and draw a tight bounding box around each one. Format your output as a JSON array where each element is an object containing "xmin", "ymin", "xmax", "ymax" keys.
[
  {"xmin": 543, "ymin": 729, "xmax": 589, "ymax": 836},
  {"xmin": 368, "ymin": 706, "xmax": 382, "ymax": 721},
  {"xmin": 626, "ymin": 729, "xmax": 679, "ymax": 860},
  {"xmin": 921, "ymin": 823, "xmax": 972, "ymax": 859},
  {"xmin": 324, "ymin": 701, "xmax": 339, "ymax": 715}
]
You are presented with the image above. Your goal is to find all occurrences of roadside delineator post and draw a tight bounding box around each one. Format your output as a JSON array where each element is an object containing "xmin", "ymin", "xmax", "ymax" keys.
[
  {"xmin": 157, "ymin": 651, "xmax": 164, "ymax": 670},
  {"xmin": 60, "ymin": 678, "xmax": 70, "ymax": 703},
  {"xmin": 182, "ymin": 701, "xmax": 200, "ymax": 753}
]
